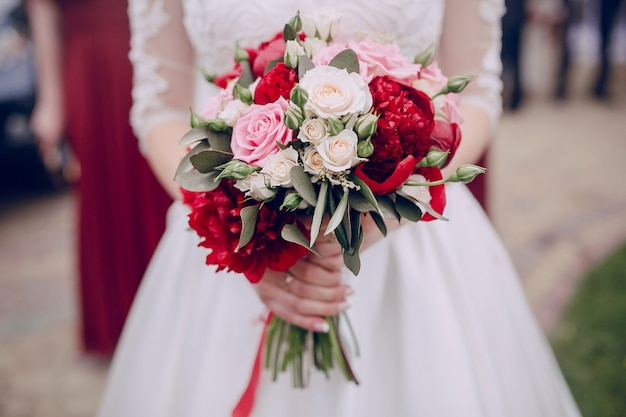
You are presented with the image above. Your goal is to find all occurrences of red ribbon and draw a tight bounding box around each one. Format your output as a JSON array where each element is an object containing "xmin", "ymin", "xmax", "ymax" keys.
[{"xmin": 232, "ymin": 312, "xmax": 273, "ymax": 417}]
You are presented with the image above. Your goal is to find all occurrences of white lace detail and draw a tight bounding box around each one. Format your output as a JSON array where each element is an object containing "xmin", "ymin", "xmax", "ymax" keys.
[
  {"xmin": 462, "ymin": 0, "xmax": 505, "ymax": 133},
  {"xmin": 129, "ymin": 0, "xmax": 188, "ymax": 152}
]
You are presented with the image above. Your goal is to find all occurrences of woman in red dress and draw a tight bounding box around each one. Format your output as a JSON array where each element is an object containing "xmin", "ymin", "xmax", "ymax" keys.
[{"xmin": 26, "ymin": 0, "xmax": 172, "ymax": 357}]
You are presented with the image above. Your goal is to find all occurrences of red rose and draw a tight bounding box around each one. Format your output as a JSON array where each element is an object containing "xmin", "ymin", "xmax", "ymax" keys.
[
  {"xmin": 355, "ymin": 76, "xmax": 435, "ymax": 194},
  {"xmin": 429, "ymin": 120, "xmax": 461, "ymax": 168},
  {"xmin": 254, "ymin": 63, "xmax": 298, "ymax": 105},
  {"xmin": 182, "ymin": 182, "xmax": 309, "ymax": 283},
  {"xmin": 414, "ymin": 167, "xmax": 446, "ymax": 221},
  {"xmin": 213, "ymin": 65, "xmax": 243, "ymax": 89}
]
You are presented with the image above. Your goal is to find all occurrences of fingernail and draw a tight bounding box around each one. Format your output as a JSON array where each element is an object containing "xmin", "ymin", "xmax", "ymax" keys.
[
  {"xmin": 344, "ymin": 287, "xmax": 355, "ymax": 297},
  {"xmin": 313, "ymin": 321, "xmax": 329, "ymax": 333},
  {"xmin": 338, "ymin": 301, "xmax": 350, "ymax": 311}
]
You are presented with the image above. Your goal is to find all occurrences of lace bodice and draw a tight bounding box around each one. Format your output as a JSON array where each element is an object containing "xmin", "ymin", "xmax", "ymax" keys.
[{"xmin": 128, "ymin": 0, "xmax": 504, "ymax": 148}]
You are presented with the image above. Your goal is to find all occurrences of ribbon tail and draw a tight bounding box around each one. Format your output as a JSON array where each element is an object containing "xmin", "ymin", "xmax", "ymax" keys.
[{"xmin": 232, "ymin": 312, "xmax": 273, "ymax": 417}]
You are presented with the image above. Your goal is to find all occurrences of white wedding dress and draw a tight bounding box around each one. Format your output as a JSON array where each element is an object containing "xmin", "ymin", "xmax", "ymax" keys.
[{"xmin": 97, "ymin": 1, "xmax": 582, "ymax": 416}]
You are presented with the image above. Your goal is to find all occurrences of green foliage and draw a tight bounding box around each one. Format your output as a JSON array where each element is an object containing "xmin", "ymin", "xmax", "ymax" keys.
[{"xmin": 550, "ymin": 241, "xmax": 626, "ymax": 417}]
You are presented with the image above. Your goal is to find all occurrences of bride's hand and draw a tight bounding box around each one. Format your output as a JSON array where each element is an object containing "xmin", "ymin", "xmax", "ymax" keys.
[{"xmin": 253, "ymin": 238, "xmax": 353, "ymax": 333}]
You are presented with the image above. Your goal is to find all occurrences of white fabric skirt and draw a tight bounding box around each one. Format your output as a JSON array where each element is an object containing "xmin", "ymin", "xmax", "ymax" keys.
[{"xmin": 96, "ymin": 184, "xmax": 581, "ymax": 417}]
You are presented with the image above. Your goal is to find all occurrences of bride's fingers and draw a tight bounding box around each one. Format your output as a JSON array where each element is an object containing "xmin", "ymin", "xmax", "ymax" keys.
[
  {"xmin": 289, "ymin": 258, "xmax": 344, "ymax": 287},
  {"xmin": 256, "ymin": 280, "xmax": 350, "ymax": 332}
]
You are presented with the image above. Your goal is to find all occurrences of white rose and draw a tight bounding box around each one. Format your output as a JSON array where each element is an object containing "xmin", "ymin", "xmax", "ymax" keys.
[
  {"xmin": 297, "ymin": 118, "xmax": 329, "ymax": 145},
  {"xmin": 299, "ymin": 66, "xmax": 372, "ymax": 119},
  {"xmin": 301, "ymin": 146, "xmax": 325, "ymax": 176},
  {"xmin": 218, "ymin": 99, "xmax": 250, "ymax": 126},
  {"xmin": 261, "ymin": 147, "xmax": 300, "ymax": 187},
  {"xmin": 301, "ymin": 8, "xmax": 340, "ymax": 41},
  {"xmin": 316, "ymin": 129, "xmax": 364, "ymax": 172},
  {"xmin": 398, "ymin": 174, "xmax": 432, "ymax": 205},
  {"xmin": 248, "ymin": 78, "xmax": 260, "ymax": 97},
  {"xmin": 234, "ymin": 172, "xmax": 275, "ymax": 201}
]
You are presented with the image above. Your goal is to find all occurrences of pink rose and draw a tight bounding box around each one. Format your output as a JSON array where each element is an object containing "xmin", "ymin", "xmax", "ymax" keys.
[
  {"xmin": 231, "ymin": 97, "xmax": 293, "ymax": 167},
  {"xmin": 347, "ymin": 39, "xmax": 421, "ymax": 83}
]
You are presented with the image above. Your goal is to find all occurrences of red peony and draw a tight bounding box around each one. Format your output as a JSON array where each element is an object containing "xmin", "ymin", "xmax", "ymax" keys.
[
  {"xmin": 254, "ymin": 63, "xmax": 298, "ymax": 105},
  {"xmin": 429, "ymin": 120, "xmax": 461, "ymax": 168},
  {"xmin": 355, "ymin": 76, "xmax": 435, "ymax": 194},
  {"xmin": 181, "ymin": 181, "xmax": 309, "ymax": 283}
]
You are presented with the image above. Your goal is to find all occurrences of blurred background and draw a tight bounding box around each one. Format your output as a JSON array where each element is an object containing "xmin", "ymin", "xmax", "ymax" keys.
[{"xmin": 1, "ymin": 0, "xmax": 625, "ymax": 416}]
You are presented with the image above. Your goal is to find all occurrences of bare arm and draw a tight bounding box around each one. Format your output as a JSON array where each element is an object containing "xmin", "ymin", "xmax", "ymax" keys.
[{"xmin": 25, "ymin": 0, "xmax": 65, "ymax": 160}]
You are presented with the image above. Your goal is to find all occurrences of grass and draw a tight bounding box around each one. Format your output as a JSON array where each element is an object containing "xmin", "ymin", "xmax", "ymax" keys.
[{"xmin": 550, "ymin": 241, "xmax": 626, "ymax": 417}]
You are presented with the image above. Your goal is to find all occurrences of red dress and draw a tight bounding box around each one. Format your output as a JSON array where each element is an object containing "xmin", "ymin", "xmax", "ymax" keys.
[{"xmin": 58, "ymin": 0, "xmax": 172, "ymax": 357}]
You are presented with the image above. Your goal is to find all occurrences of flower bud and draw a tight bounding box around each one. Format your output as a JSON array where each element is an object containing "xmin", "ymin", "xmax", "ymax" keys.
[
  {"xmin": 284, "ymin": 105, "xmax": 304, "ymax": 130},
  {"xmin": 233, "ymin": 83, "xmax": 253, "ymax": 104},
  {"xmin": 413, "ymin": 44, "xmax": 436, "ymax": 66},
  {"xmin": 327, "ymin": 118, "xmax": 344, "ymax": 137},
  {"xmin": 201, "ymin": 68, "xmax": 217, "ymax": 84},
  {"xmin": 416, "ymin": 150, "xmax": 449, "ymax": 168},
  {"xmin": 438, "ymin": 75, "xmax": 475, "ymax": 95},
  {"xmin": 354, "ymin": 113, "xmax": 378, "ymax": 140},
  {"xmin": 216, "ymin": 159, "xmax": 257, "ymax": 181},
  {"xmin": 284, "ymin": 40, "xmax": 305, "ymax": 69},
  {"xmin": 289, "ymin": 84, "xmax": 309, "ymax": 109},
  {"xmin": 357, "ymin": 137, "xmax": 374, "ymax": 158},
  {"xmin": 190, "ymin": 108, "xmax": 207, "ymax": 128},
  {"xmin": 207, "ymin": 118, "xmax": 230, "ymax": 132},
  {"xmin": 449, "ymin": 164, "xmax": 486, "ymax": 183},
  {"xmin": 280, "ymin": 192, "xmax": 303, "ymax": 211},
  {"xmin": 287, "ymin": 11, "xmax": 303, "ymax": 33},
  {"xmin": 235, "ymin": 43, "xmax": 249, "ymax": 63}
]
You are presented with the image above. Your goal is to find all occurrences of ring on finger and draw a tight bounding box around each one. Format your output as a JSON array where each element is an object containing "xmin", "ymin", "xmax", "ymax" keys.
[{"xmin": 283, "ymin": 272, "xmax": 294, "ymax": 292}]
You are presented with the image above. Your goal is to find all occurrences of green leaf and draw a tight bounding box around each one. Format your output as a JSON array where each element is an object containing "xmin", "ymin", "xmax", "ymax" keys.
[
  {"xmin": 236, "ymin": 205, "xmax": 259, "ymax": 251},
  {"xmin": 174, "ymin": 141, "xmax": 210, "ymax": 180},
  {"xmin": 370, "ymin": 211, "xmax": 388, "ymax": 237},
  {"xmin": 343, "ymin": 250, "xmax": 361, "ymax": 275},
  {"xmin": 327, "ymin": 190, "xmax": 349, "ymax": 249},
  {"xmin": 237, "ymin": 61, "xmax": 254, "ymax": 88},
  {"xmin": 179, "ymin": 125, "xmax": 209, "ymax": 147},
  {"xmin": 190, "ymin": 108, "xmax": 208, "ymax": 128},
  {"xmin": 348, "ymin": 192, "xmax": 376, "ymax": 212},
  {"xmin": 395, "ymin": 194, "xmax": 423, "ymax": 222},
  {"xmin": 175, "ymin": 170, "xmax": 221, "ymax": 192},
  {"xmin": 281, "ymin": 224, "xmax": 321, "ymax": 256},
  {"xmin": 329, "ymin": 49, "xmax": 360, "ymax": 74},
  {"xmin": 348, "ymin": 208, "xmax": 363, "ymax": 254},
  {"xmin": 189, "ymin": 150, "xmax": 233, "ymax": 173},
  {"xmin": 283, "ymin": 23, "xmax": 298, "ymax": 42},
  {"xmin": 350, "ymin": 173, "xmax": 382, "ymax": 216},
  {"xmin": 310, "ymin": 181, "xmax": 328, "ymax": 246},
  {"xmin": 376, "ymin": 194, "xmax": 400, "ymax": 220},
  {"xmin": 325, "ymin": 189, "xmax": 349, "ymax": 236},
  {"xmin": 290, "ymin": 165, "xmax": 318, "ymax": 206},
  {"xmin": 298, "ymin": 55, "xmax": 315, "ymax": 78},
  {"xmin": 207, "ymin": 131, "xmax": 232, "ymax": 152}
]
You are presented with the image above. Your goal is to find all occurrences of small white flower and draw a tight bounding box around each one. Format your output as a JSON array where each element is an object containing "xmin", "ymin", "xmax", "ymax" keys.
[
  {"xmin": 261, "ymin": 148, "xmax": 300, "ymax": 187},
  {"xmin": 234, "ymin": 172, "xmax": 275, "ymax": 201},
  {"xmin": 299, "ymin": 66, "xmax": 373, "ymax": 119},
  {"xmin": 284, "ymin": 40, "xmax": 306, "ymax": 69},
  {"xmin": 218, "ymin": 99, "xmax": 250, "ymax": 126},
  {"xmin": 297, "ymin": 118, "xmax": 329, "ymax": 145},
  {"xmin": 316, "ymin": 129, "xmax": 364, "ymax": 172},
  {"xmin": 301, "ymin": 145, "xmax": 325, "ymax": 176},
  {"xmin": 301, "ymin": 8, "xmax": 341, "ymax": 41}
]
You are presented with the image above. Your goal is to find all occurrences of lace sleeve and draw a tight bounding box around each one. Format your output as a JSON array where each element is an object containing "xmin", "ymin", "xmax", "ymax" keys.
[
  {"xmin": 438, "ymin": 0, "xmax": 505, "ymax": 134},
  {"xmin": 128, "ymin": 0, "xmax": 195, "ymax": 152}
]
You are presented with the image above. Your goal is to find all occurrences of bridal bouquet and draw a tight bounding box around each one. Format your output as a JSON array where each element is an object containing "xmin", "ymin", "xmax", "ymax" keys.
[{"xmin": 176, "ymin": 10, "xmax": 484, "ymax": 388}]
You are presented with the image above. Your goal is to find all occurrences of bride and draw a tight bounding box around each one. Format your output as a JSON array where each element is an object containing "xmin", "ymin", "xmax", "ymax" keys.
[{"xmin": 97, "ymin": 0, "xmax": 582, "ymax": 416}]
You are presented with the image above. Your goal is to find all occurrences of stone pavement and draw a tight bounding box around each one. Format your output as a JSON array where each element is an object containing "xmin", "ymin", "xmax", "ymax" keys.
[{"xmin": 1, "ymin": 79, "xmax": 626, "ymax": 417}]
